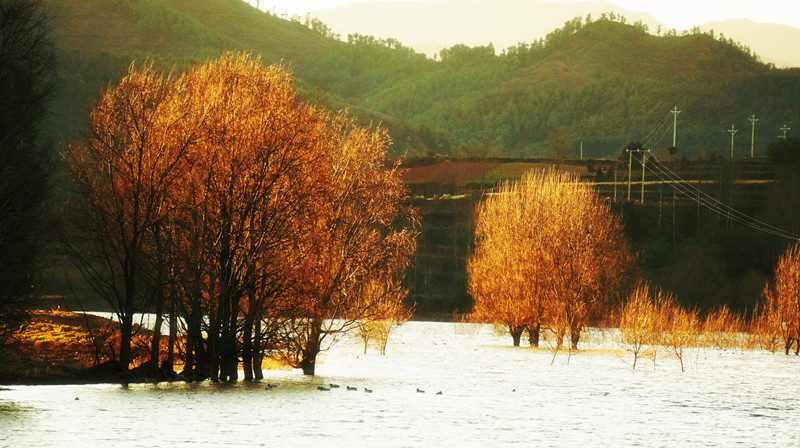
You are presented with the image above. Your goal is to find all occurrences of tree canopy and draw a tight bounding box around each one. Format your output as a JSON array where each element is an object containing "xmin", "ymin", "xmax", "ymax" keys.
[
  {"xmin": 468, "ymin": 169, "xmax": 634, "ymax": 350},
  {"xmin": 65, "ymin": 53, "xmax": 417, "ymax": 376}
]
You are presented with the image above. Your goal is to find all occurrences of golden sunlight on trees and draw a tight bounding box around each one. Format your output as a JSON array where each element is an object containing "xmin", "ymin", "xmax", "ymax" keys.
[
  {"xmin": 65, "ymin": 64, "xmax": 190, "ymax": 370},
  {"xmin": 618, "ymin": 282, "xmax": 657, "ymax": 369},
  {"xmin": 169, "ymin": 54, "xmax": 333, "ymax": 381},
  {"xmin": 665, "ymin": 304, "xmax": 700, "ymax": 372},
  {"xmin": 760, "ymin": 242, "xmax": 800, "ymax": 355},
  {"xmin": 65, "ymin": 52, "xmax": 416, "ymax": 377},
  {"xmin": 355, "ymin": 278, "xmax": 414, "ymax": 355},
  {"xmin": 468, "ymin": 169, "xmax": 633, "ymax": 351},
  {"xmin": 618, "ymin": 282, "xmax": 708, "ymax": 372},
  {"xmin": 278, "ymin": 116, "xmax": 417, "ymax": 375}
]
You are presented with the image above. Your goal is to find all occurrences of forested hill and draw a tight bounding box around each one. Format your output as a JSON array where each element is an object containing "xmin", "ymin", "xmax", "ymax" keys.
[{"xmin": 42, "ymin": 0, "xmax": 800, "ymax": 159}]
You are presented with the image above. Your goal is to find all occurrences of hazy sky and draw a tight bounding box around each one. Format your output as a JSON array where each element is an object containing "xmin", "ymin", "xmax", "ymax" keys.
[{"xmin": 259, "ymin": 0, "xmax": 800, "ymax": 30}]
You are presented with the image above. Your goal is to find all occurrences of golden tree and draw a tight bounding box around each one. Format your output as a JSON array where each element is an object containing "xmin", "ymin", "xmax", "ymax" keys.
[
  {"xmin": 701, "ymin": 306, "xmax": 744, "ymax": 350},
  {"xmin": 618, "ymin": 282, "xmax": 698, "ymax": 371},
  {"xmin": 618, "ymin": 282, "xmax": 657, "ymax": 369},
  {"xmin": 356, "ymin": 277, "xmax": 414, "ymax": 355},
  {"xmin": 468, "ymin": 182, "xmax": 543, "ymax": 346},
  {"xmin": 65, "ymin": 63, "xmax": 192, "ymax": 370},
  {"xmin": 169, "ymin": 53, "xmax": 332, "ymax": 381},
  {"xmin": 469, "ymin": 169, "xmax": 633, "ymax": 351},
  {"xmin": 665, "ymin": 303, "xmax": 700, "ymax": 372},
  {"xmin": 66, "ymin": 52, "xmax": 416, "ymax": 379},
  {"xmin": 760, "ymin": 242, "xmax": 800, "ymax": 355},
  {"xmin": 280, "ymin": 115, "xmax": 418, "ymax": 375}
]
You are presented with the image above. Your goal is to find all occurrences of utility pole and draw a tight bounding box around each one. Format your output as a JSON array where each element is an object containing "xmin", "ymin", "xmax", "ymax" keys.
[
  {"xmin": 580, "ymin": 141, "xmax": 583, "ymax": 160},
  {"xmin": 780, "ymin": 124, "xmax": 790, "ymax": 139},
  {"xmin": 641, "ymin": 150, "xmax": 649, "ymax": 203},
  {"xmin": 728, "ymin": 125, "xmax": 738, "ymax": 159},
  {"xmin": 671, "ymin": 105, "xmax": 681, "ymax": 148},
  {"xmin": 626, "ymin": 148, "xmax": 648, "ymax": 202},
  {"xmin": 749, "ymin": 114, "xmax": 758, "ymax": 158},
  {"xmin": 627, "ymin": 149, "xmax": 633, "ymax": 201}
]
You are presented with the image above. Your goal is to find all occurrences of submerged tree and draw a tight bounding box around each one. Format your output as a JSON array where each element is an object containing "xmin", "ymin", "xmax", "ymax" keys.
[
  {"xmin": 64, "ymin": 64, "xmax": 192, "ymax": 370},
  {"xmin": 280, "ymin": 117, "xmax": 418, "ymax": 375},
  {"xmin": 469, "ymin": 169, "xmax": 633, "ymax": 352},
  {"xmin": 0, "ymin": 0, "xmax": 54, "ymax": 344},
  {"xmin": 170, "ymin": 54, "xmax": 332, "ymax": 381},
  {"xmin": 760, "ymin": 242, "xmax": 800, "ymax": 355},
  {"xmin": 618, "ymin": 282, "xmax": 657, "ymax": 369},
  {"xmin": 356, "ymin": 277, "xmax": 414, "ymax": 355},
  {"xmin": 468, "ymin": 185, "xmax": 543, "ymax": 347},
  {"xmin": 67, "ymin": 52, "xmax": 417, "ymax": 377}
]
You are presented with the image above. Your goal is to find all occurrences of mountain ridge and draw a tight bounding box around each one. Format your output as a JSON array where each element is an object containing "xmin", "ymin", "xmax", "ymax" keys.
[
  {"xmin": 40, "ymin": 0, "xmax": 800, "ymax": 159},
  {"xmin": 311, "ymin": 0, "xmax": 800, "ymax": 67}
]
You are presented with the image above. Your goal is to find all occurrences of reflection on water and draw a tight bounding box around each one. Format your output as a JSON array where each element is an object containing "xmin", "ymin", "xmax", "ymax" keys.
[{"xmin": 0, "ymin": 322, "xmax": 796, "ymax": 447}]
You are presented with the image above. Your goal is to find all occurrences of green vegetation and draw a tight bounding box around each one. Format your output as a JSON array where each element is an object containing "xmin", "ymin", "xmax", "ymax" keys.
[{"xmin": 40, "ymin": 0, "xmax": 800, "ymax": 159}]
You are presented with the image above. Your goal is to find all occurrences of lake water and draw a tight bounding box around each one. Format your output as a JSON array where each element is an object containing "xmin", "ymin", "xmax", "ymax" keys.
[{"xmin": 1, "ymin": 322, "xmax": 797, "ymax": 447}]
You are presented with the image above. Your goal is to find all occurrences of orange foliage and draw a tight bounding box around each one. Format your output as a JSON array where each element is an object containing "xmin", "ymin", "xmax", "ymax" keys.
[
  {"xmin": 468, "ymin": 169, "xmax": 634, "ymax": 351},
  {"xmin": 760, "ymin": 242, "xmax": 800, "ymax": 355},
  {"xmin": 66, "ymin": 52, "xmax": 417, "ymax": 378}
]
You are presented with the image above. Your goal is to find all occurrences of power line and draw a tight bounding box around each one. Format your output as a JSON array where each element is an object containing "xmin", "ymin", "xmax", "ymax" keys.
[
  {"xmin": 643, "ymin": 154, "xmax": 800, "ymax": 241},
  {"xmin": 641, "ymin": 112, "xmax": 672, "ymax": 149}
]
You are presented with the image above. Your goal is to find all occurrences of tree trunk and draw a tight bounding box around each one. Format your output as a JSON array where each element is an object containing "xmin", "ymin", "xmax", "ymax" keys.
[
  {"xmin": 300, "ymin": 321, "xmax": 322, "ymax": 375},
  {"xmin": 183, "ymin": 309, "xmax": 200, "ymax": 380},
  {"xmin": 556, "ymin": 327, "xmax": 565, "ymax": 350},
  {"xmin": 509, "ymin": 325, "xmax": 523, "ymax": 347},
  {"xmin": 119, "ymin": 314, "xmax": 133, "ymax": 371},
  {"xmin": 208, "ymin": 315, "xmax": 221, "ymax": 381},
  {"xmin": 225, "ymin": 296, "xmax": 239, "ymax": 381},
  {"xmin": 149, "ymin": 305, "xmax": 164, "ymax": 369},
  {"xmin": 253, "ymin": 318, "xmax": 263, "ymax": 380},
  {"xmin": 570, "ymin": 324, "xmax": 581, "ymax": 350},
  {"xmin": 162, "ymin": 297, "xmax": 177, "ymax": 374},
  {"xmin": 242, "ymin": 313, "xmax": 254, "ymax": 381},
  {"xmin": 527, "ymin": 323, "xmax": 540, "ymax": 348}
]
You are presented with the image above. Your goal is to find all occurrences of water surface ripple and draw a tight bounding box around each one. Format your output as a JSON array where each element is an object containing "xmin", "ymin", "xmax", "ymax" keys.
[{"xmin": 1, "ymin": 322, "xmax": 796, "ymax": 447}]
